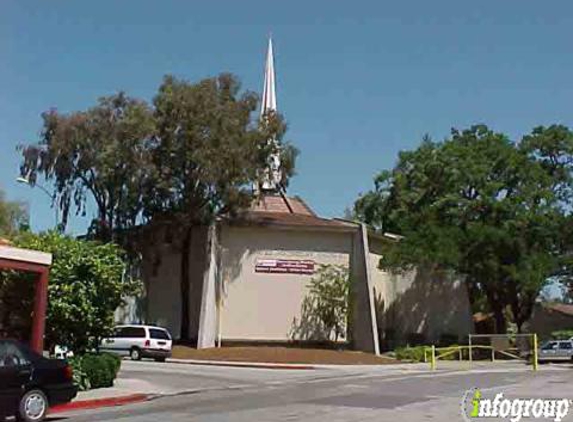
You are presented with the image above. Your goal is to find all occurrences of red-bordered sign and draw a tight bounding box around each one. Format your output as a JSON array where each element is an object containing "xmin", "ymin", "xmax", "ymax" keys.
[{"xmin": 255, "ymin": 259, "xmax": 315, "ymax": 275}]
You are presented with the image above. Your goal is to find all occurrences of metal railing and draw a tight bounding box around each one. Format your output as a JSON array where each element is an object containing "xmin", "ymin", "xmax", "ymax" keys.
[{"xmin": 424, "ymin": 333, "xmax": 538, "ymax": 371}]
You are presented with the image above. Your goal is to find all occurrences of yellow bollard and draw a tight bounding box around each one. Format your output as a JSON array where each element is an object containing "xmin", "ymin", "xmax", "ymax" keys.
[
  {"xmin": 532, "ymin": 333, "xmax": 538, "ymax": 372},
  {"xmin": 430, "ymin": 345, "xmax": 436, "ymax": 370},
  {"xmin": 468, "ymin": 336, "xmax": 473, "ymax": 364}
]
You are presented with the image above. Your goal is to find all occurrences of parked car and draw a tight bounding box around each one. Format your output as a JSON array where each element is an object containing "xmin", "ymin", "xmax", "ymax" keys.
[
  {"xmin": 100, "ymin": 325, "xmax": 172, "ymax": 362},
  {"xmin": 0, "ymin": 339, "xmax": 77, "ymax": 422},
  {"xmin": 538, "ymin": 340, "xmax": 573, "ymax": 362}
]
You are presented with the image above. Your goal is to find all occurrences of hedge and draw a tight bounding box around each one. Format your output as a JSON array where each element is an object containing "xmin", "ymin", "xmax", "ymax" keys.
[
  {"xmin": 395, "ymin": 346, "xmax": 426, "ymax": 362},
  {"xmin": 69, "ymin": 353, "xmax": 122, "ymax": 391}
]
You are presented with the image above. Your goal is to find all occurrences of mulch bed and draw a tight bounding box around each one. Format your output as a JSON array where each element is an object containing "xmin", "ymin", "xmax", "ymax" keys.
[{"xmin": 171, "ymin": 346, "xmax": 396, "ymax": 365}]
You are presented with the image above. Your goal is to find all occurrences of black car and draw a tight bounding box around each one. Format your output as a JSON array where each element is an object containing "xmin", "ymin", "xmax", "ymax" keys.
[{"xmin": 0, "ymin": 339, "xmax": 77, "ymax": 422}]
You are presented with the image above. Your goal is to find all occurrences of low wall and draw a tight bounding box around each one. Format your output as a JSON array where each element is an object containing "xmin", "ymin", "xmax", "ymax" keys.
[{"xmin": 368, "ymin": 237, "xmax": 473, "ymax": 349}]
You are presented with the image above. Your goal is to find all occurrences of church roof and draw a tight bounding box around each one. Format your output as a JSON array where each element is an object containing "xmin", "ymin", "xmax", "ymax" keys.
[
  {"xmin": 230, "ymin": 194, "xmax": 355, "ymax": 232},
  {"xmin": 251, "ymin": 195, "xmax": 316, "ymax": 216}
]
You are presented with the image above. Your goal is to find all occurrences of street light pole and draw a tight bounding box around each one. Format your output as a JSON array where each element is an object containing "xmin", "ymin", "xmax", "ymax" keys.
[{"xmin": 16, "ymin": 177, "xmax": 60, "ymax": 230}]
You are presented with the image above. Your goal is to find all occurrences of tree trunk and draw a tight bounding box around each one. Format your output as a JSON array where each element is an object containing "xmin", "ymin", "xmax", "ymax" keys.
[
  {"xmin": 483, "ymin": 279, "xmax": 507, "ymax": 334},
  {"xmin": 516, "ymin": 320, "xmax": 524, "ymax": 334},
  {"xmin": 180, "ymin": 227, "xmax": 192, "ymax": 342},
  {"xmin": 512, "ymin": 296, "xmax": 534, "ymax": 335},
  {"xmin": 492, "ymin": 305, "xmax": 507, "ymax": 334}
]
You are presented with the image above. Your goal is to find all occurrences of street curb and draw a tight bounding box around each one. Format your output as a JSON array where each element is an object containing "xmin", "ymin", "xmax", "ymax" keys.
[
  {"xmin": 167, "ymin": 358, "xmax": 318, "ymax": 370},
  {"xmin": 49, "ymin": 393, "xmax": 150, "ymax": 414}
]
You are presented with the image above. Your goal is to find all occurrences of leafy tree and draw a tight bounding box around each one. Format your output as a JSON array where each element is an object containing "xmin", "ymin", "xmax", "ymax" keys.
[
  {"xmin": 291, "ymin": 265, "xmax": 350, "ymax": 342},
  {"xmin": 0, "ymin": 188, "xmax": 28, "ymax": 236},
  {"xmin": 355, "ymin": 125, "xmax": 573, "ymax": 333},
  {"xmin": 146, "ymin": 74, "xmax": 297, "ymax": 339},
  {"xmin": 19, "ymin": 73, "xmax": 298, "ymax": 341},
  {"xmin": 309, "ymin": 265, "xmax": 350, "ymax": 342},
  {"xmin": 19, "ymin": 93, "xmax": 155, "ymax": 242},
  {"xmin": 11, "ymin": 231, "xmax": 141, "ymax": 353}
]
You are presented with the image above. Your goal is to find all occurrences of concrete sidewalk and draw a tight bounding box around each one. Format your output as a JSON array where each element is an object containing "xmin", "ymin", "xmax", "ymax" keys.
[{"xmin": 75, "ymin": 378, "xmax": 161, "ymax": 401}]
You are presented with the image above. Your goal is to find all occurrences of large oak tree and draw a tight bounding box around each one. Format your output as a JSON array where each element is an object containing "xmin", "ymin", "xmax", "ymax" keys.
[{"xmin": 355, "ymin": 125, "xmax": 573, "ymax": 333}]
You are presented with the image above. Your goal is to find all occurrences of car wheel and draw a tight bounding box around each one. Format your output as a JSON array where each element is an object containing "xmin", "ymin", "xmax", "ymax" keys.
[
  {"xmin": 130, "ymin": 347, "xmax": 142, "ymax": 361},
  {"xmin": 154, "ymin": 357, "xmax": 166, "ymax": 363},
  {"xmin": 17, "ymin": 389, "xmax": 48, "ymax": 422}
]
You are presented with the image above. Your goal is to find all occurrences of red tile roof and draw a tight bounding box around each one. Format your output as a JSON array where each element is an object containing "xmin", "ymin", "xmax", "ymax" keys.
[
  {"xmin": 251, "ymin": 195, "xmax": 316, "ymax": 216},
  {"xmin": 232, "ymin": 210, "xmax": 355, "ymax": 231},
  {"xmin": 227, "ymin": 194, "xmax": 356, "ymax": 231}
]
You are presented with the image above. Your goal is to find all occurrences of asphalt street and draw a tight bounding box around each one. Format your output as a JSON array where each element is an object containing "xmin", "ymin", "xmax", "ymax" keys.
[{"xmin": 54, "ymin": 361, "xmax": 573, "ymax": 421}]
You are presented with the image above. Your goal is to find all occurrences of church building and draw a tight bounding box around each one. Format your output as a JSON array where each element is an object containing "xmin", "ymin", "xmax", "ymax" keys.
[{"xmin": 118, "ymin": 39, "xmax": 473, "ymax": 353}]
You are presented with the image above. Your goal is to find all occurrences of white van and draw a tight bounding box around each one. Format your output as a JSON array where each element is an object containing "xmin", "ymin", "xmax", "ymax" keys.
[{"xmin": 100, "ymin": 325, "xmax": 172, "ymax": 362}]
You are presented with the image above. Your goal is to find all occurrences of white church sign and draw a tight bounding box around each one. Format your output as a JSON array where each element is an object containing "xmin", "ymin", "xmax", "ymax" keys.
[{"xmin": 255, "ymin": 259, "xmax": 315, "ymax": 275}]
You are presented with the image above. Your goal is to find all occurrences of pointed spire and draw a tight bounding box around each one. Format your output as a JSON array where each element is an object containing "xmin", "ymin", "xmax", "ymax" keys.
[
  {"xmin": 261, "ymin": 37, "xmax": 277, "ymax": 116},
  {"xmin": 256, "ymin": 36, "xmax": 282, "ymax": 193}
]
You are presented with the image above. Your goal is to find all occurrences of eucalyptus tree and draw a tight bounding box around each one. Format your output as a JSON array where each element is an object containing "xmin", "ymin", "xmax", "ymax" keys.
[{"xmin": 20, "ymin": 93, "xmax": 155, "ymax": 242}]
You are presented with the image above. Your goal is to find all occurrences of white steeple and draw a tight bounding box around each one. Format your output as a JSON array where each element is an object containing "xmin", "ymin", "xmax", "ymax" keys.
[
  {"xmin": 261, "ymin": 37, "xmax": 277, "ymax": 116},
  {"xmin": 259, "ymin": 36, "xmax": 282, "ymax": 192}
]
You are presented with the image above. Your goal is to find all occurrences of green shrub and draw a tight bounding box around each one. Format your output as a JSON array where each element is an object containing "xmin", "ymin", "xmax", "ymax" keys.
[
  {"xmin": 395, "ymin": 346, "xmax": 426, "ymax": 362},
  {"xmin": 78, "ymin": 353, "xmax": 120, "ymax": 389},
  {"xmin": 68, "ymin": 356, "xmax": 91, "ymax": 391},
  {"xmin": 99, "ymin": 352, "xmax": 122, "ymax": 378},
  {"xmin": 436, "ymin": 345, "xmax": 462, "ymax": 361},
  {"xmin": 551, "ymin": 330, "xmax": 573, "ymax": 340}
]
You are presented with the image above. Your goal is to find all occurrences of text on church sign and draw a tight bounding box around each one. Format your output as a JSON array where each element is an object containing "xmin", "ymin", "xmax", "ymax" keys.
[{"xmin": 255, "ymin": 259, "xmax": 315, "ymax": 275}]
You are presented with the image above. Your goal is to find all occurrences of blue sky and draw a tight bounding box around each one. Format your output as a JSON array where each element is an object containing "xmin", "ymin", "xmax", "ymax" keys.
[{"xmin": 1, "ymin": 1, "xmax": 573, "ymax": 234}]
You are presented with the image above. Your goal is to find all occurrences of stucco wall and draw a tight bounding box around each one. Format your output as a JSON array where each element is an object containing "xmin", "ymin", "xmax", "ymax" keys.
[
  {"xmin": 219, "ymin": 226, "xmax": 352, "ymax": 341},
  {"xmin": 137, "ymin": 224, "xmax": 473, "ymax": 349},
  {"xmin": 368, "ymin": 237, "xmax": 473, "ymax": 349},
  {"xmin": 141, "ymin": 226, "xmax": 209, "ymax": 341},
  {"xmin": 524, "ymin": 304, "xmax": 573, "ymax": 341}
]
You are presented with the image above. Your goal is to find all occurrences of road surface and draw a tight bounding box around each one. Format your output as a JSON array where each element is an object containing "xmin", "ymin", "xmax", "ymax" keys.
[{"xmin": 55, "ymin": 361, "xmax": 573, "ymax": 421}]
